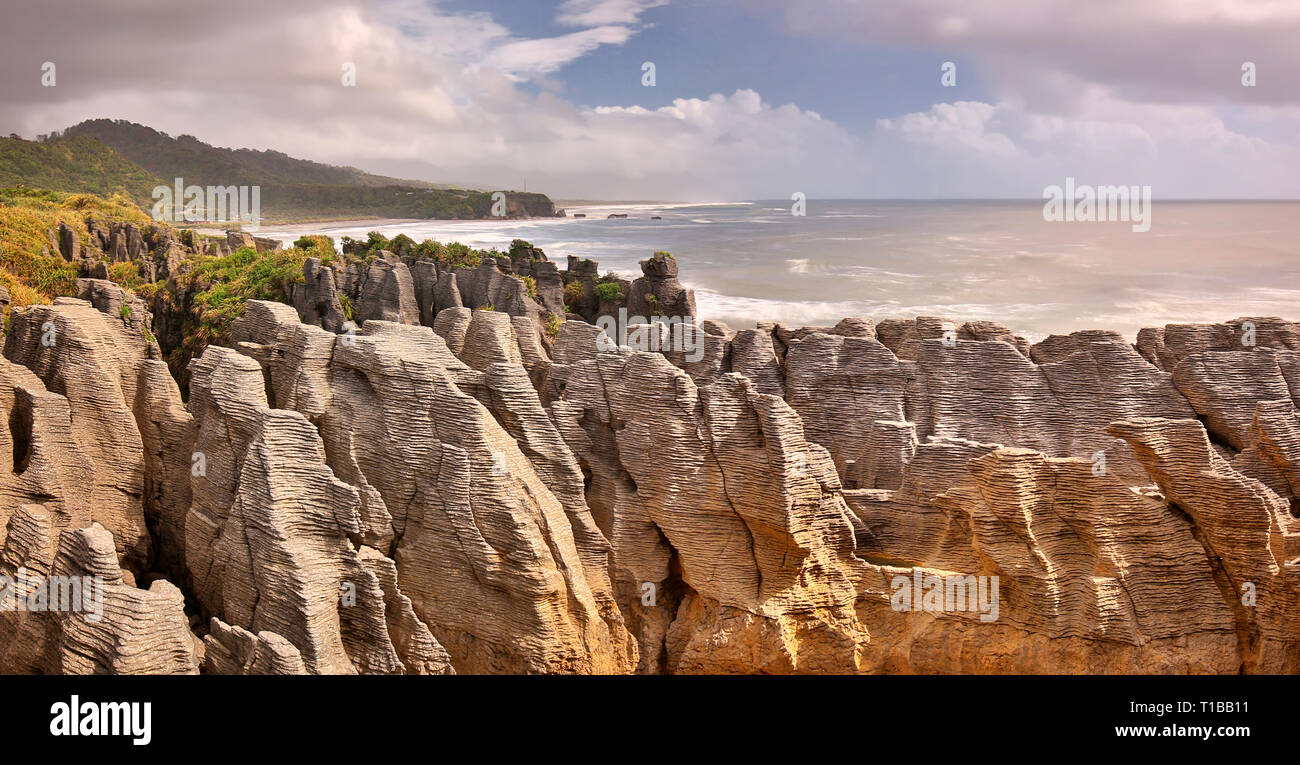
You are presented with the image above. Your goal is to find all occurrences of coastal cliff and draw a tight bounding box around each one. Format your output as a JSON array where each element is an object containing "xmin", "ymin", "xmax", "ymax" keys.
[{"xmin": 0, "ymin": 223, "xmax": 1298, "ymax": 674}]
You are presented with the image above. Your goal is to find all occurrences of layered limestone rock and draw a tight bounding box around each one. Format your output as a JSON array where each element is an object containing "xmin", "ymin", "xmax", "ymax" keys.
[
  {"xmin": 355, "ymin": 258, "xmax": 420, "ymax": 325},
  {"xmin": 293, "ymin": 257, "xmax": 348, "ymax": 333},
  {"xmin": 452, "ymin": 258, "xmax": 552, "ymax": 342},
  {"xmin": 875, "ymin": 316, "xmax": 1028, "ymax": 360},
  {"xmin": 76, "ymin": 278, "xmax": 155, "ymax": 338},
  {"xmin": 851, "ymin": 445, "xmax": 1252, "ymax": 674},
  {"xmin": 843, "ymin": 419, "xmax": 1299, "ymax": 673},
  {"xmin": 1107, "ymin": 417, "xmax": 1299, "ymax": 671},
  {"xmin": 409, "ymin": 260, "xmax": 439, "ymax": 327},
  {"xmin": 203, "ymin": 618, "xmax": 307, "ymax": 675},
  {"xmin": 1235, "ymin": 399, "xmax": 1300, "ymax": 518},
  {"xmin": 52, "ymin": 522, "xmax": 198, "ymax": 675},
  {"xmin": 2, "ymin": 298, "xmax": 176, "ymax": 573},
  {"xmin": 784, "ymin": 332, "xmax": 906, "ymax": 480},
  {"xmin": 1171, "ymin": 349, "xmax": 1300, "ymax": 450},
  {"xmin": 432, "ymin": 306, "xmax": 473, "ymax": 356},
  {"xmin": 1137, "ymin": 317, "xmax": 1300, "ymax": 371},
  {"xmin": 712, "ymin": 322, "xmax": 1191, "ymax": 488},
  {"xmin": 0, "ymin": 507, "xmax": 197, "ymax": 675},
  {"xmin": 9, "ymin": 258, "xmax": 1300, "ymax": 676},
  {"xmin": 185, "ymin": 344, "xmax": 451, "ymax": 675},
  {"xmin": 0, "ymin": 293, "xmax": 204, "ymax": 675},
  {"xmin": 625, "ymin": 252, "xmax": 695, "ymax": 321},
  {"xmin": 544, "ymin": 320, "xmax": 870, "ymax": 673},
  {"xmin": 232, "ymin": 301, "xmax": 636, "ymax": 674}
]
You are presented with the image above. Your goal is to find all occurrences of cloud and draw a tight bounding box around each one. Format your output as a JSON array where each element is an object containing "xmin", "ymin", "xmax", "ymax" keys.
[
  {"xmin": 488, "ymin": 25, "xmax": 637, "ymax": 77},
  {"xmin": 745, "ymin": 0, "xmax": 1300, "ymax": 109},
  {"xmin": 867, "ymin": 94, "xmax": 1300, "ymax": 198},
  {"xmin": 556, "ymin": 0, "xmax": 670, "ymax": 27},
  {"xmin": 1, "ymin": 0, "xmax": 1297, "ymax": 199}
]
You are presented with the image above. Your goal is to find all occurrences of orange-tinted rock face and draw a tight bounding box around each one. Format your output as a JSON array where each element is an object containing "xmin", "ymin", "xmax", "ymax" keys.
[{"xmin": 3, "ymin": 292, "xmax": 1299, "ymax": 674}]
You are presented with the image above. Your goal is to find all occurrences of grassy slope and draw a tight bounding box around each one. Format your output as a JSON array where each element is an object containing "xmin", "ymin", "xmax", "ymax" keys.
[
  {"xmin": 0, "ymin": 135, "xmax": 161, "ymax": 203},
  {"xmin": 64, "ymin": 118, "xmax": 426, "ymax": 188},
  {"xmin": 0, "ymin": 187, "xmax": 153, "ymax": 307},
  {"xmin": 0, "ymin": 187, "xmax": 560, "ymax": 393},
  {"xmin": 61, "ymin": 119, "xmax": 556, "ymax": 221}
]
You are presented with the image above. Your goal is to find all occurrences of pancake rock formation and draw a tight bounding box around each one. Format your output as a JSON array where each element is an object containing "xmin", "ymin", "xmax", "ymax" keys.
[{"xmin": 1, "ymin": 269, "xmax": 1298, "ymax": 674}]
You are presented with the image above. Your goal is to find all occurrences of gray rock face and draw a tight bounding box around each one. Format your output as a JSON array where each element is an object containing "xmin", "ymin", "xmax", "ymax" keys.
[
  {"xmin": 356, "ymin": 259, "xmax": 420, "ymax": 325},
  {"xmin": 57, "ymin": 221, "xmax": 80, "ymax": 262},
  {"xmin": 542, "ymin": 326, "xmax": 869, "ymax": 673},
  {"xmin": 433, "ymin": 270, "xmax": 463, "ymax": 316},
  {"xmin": 3, "ymin": 298, "xmax": 165, "ymax": 572},
  {"xmin": 232, "ymin": 303, "xmax": 636, "ymax": 674},
  {"xmin": 292, "ymin": 257, "xmax": 348, "ymax": 332},
  {"xmin": 1172, "ymin": 348, "xmax": 1300, "ymax": 449},
  {"xmin": 530, "ymin": 260, "xmax": 567, "ymax": 317},
  {"xmin": 500, "ymin": 246, "xmax": 566, "ymax": 317},
  {"xmin": 784, "ymin": 333, "xmax": 906, "ymax": 480},
  {"xmin": 626, "ymin": 252, "xmax": 695, "ymax": 321},
  {"xmin": 646, "ymin": 313, "xmax": 1191, "ymax": 488},
  {"xmin": 432, "ymin": 306, "xmax": 473, "ymax": 356},
  {"xmin": 0, "ymin": 507, "xmax": 197, "ymax": 674},
  {"xmin": 185, "ymin": 345, "xmax": 448, "ymax": 674},
  {"xmin": 51, "ymin": 522, "xmax": 198, "ymax": 674},
  {"xmin": 454, "ymin": 260, "xmax": 542, "ymax": 315},
  {"xmin": 76, "ymin": 278, "xmax": 155, "ymax": 339},
  {"xmin": 203, "ymin": 618, "xmax": 307, "ymax": 675},
  {"xmin": 10, "ymin": 249, "xmax": 1300, "ymax": 676},
  {"xmin": 409, "ymin": 259, "xmax": 439, "ymax": 326},
  {"xmin": 1137, "ymin": 317, "xmax": 1300, "ymax": 371}
]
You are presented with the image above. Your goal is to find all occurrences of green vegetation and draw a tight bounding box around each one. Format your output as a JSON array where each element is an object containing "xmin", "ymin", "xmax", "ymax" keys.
[
  {"xmin": 288, "ymin": 234, "xmax": 338, "ymax": 265},
  {"xmin": 63, "ymin": 119, "xmax": 429, "ymax": 188},
  {"xmin": 653, "ymin": 250, "xmax": 675, "ymax": 260},
  {"xmin": 107, "ymin": 261, "xmax": 145, "ymax": 290},
  {"xmin": 544, "ymin": 312, "xmax": 563, "ymax": 339},
  {"xmin": 509, "ymin": 239, "xmax": 535, "ymax": 257},
  {"xmin": 594, "ymin": 281, "xmax": 623, "ymax": 303},
  {"xmin": 388, "ymin": 233, "xmax": 416, "ymax": 255},
  {"xmin": 135, "ymin": 280, "xmax": 162, "ymax": 301},
  {"xmin": 521, "ymin": 275, "xmax": 539, "ymax": 300},
  {"xmin": 251, "ymin": 186, "xmax": 555, "ymax": 221},
  {"xmin": 341, "ymin": 231, "xmax": 487, "ymax": 269},
  {"xmin": 0, "ymin": 182, "xmax": 674, "ymax": 407},
  {"xmin": 563, "ymin": 281, "xmax": 584, "ymax": 312},
  {"xmin": 162, "ymin": 244, "xmax": 308, "ymax": 387},
  {"xmin": 0, "ymin": 186, "xmax": 152, "ymax": 310},
  {"xmin": 0, "ymin": 135, "xmax": 160, "ymax": 204},
  {"xmin": 59, "ymin": 119, "xmax": 558, "ymax": 222}
]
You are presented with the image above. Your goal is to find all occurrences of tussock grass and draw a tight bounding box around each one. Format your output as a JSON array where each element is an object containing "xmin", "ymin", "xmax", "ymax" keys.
[{"xmin": 0, "ymin": 186, "xmax": 151, "ymax": 309}]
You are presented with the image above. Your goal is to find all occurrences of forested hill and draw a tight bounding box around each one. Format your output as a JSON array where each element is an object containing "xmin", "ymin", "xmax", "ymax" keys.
[{"xmin": 1, "ymin": 119, "xmax": 558, "ymax": 221}]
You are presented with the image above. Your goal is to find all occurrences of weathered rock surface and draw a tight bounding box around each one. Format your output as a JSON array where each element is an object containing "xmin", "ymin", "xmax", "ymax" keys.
[
  {"xmin": 233, "ymin": 302, "xmax": 636, "ymax": 674},
  {"xmin": 626, "ymin": 252, "xmax": 695, "ymax": 321},
  {"xmin": 292, "ymin": 257, "xmax": 348, "ymax": 333},
  {"xmin": 355, "ymin": 258, "xmax": 420, "ymax": 326},
  {"xmin": 185, "ymin": 344, "xmax": 448, "ymax": 674},
  {"xmin": 0, "ymin": 507, "xmax": 197, "ymax": 674},
  {"xmin": 3, "ymin": 298, "xmax": 169, "ymax": 573},
  {"xmin": 203, "ymin": 618, "xmax": 307, "ymax": 675},
  {"xmin": 6, "ymin": 257, "xmax": 1300, "ymax": 676},
  {"xmin": 544, "ymin": 321, "xmax": 870, "ymax": 672}
]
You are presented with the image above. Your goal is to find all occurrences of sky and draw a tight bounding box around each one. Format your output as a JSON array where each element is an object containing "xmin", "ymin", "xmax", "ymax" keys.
[{"xmin": 2, "ymin": 0, "xmax": 1298, "ymax": 199}]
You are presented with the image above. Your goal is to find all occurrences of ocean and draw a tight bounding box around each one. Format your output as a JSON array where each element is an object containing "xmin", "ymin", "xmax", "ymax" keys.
[{"xmin": 256, "ymin": 200, "xmax": 1300, "ymax": 342}]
